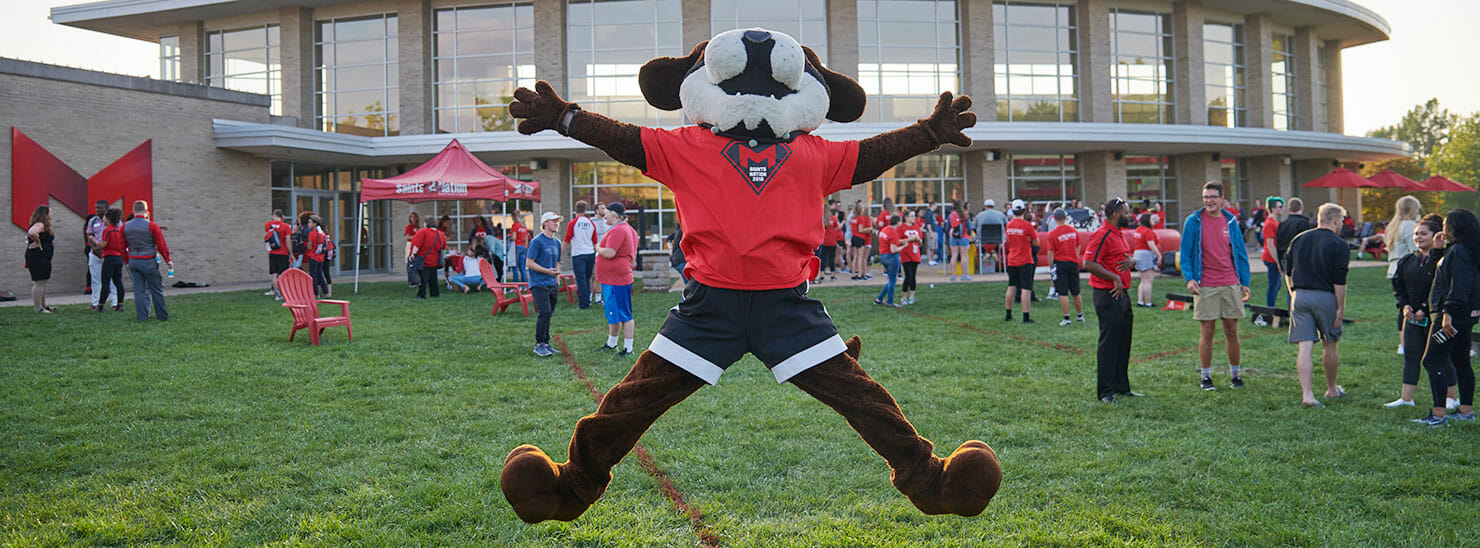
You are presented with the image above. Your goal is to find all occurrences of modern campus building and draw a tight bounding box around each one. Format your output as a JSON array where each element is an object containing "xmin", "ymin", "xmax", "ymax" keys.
[{"xmin": 2, "ymin": 0, "xmax": 1407, "ymax": 292}]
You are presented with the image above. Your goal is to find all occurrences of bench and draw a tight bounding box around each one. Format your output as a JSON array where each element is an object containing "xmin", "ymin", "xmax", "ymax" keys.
[{"xmin": 1247, "ymin": 304, "xmax": 1355, "ymax": 328}]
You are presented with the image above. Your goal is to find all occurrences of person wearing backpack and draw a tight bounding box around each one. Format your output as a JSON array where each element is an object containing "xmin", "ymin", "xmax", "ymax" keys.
[
  {"xmin": 304, "ymin": 215, "xmax": 330, "ymax": 297},
  {"xmin": 291, "ymin": 211, "xmax": 313, "ymax": 269},
  {"xmin": 409, "ymin": 216, "xmax": 447, "ymax": 298},
  {"xmin": 264, "ymin": 209, "xmax": 291, "ymax": 300}
]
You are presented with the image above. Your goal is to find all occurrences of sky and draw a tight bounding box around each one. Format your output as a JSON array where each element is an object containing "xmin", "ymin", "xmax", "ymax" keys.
[{"xmin": 1, "ymin": 0, "xmax": 1476, "ymax": 137}]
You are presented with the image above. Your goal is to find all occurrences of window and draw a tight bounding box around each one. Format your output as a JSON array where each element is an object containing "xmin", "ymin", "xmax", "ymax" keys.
[
  {"xmin": 315, "ymin": 14, "xmax": 400, "ymax": 136},
  {"xmin": 426, "ymin": 165, "xmax": 535, "ymax": 248},
  {"xmin": 1109, "ymin": 9, "xmax": 1175, "ymax": 124},
  {"xmin": 1125, "ymin": 155, "xmax": 1177, "ymax": 226},
  {"xmin": 1316, "ymin": 44, "xmax": 1328, "ymax": 132},
  {"xmin": 1219, "ymin": 157, "xmax": 1251, "ymax": 214},
  {"xmin": 159, "ymin": 35, "xmax": 180, "ymax": 82},
  {"xmin": 711, "ymin": 0, "xmax": 827, "ymax": 61},
  {"xmin": 993, "ymin": 1, "xmax": 1078, "ymax": 122},
  {"xmin": 433, "ymin": 3, "xmax": 536, "ymax": 133},
  {"xmin": 567, "ymin": 0, "xmax": 684, "ymax": 126},
  {"xmin": 1271, "ymin": 33, "xmax": 1296, "ymax": 130},
  {"xmin": 858, "ymin": 0, "xmax": 961, "ymax": 123},
  {"xmin": 869, "ymin": 154, "xmax": 964, "ymax": 212},
  {"xmin": 1203, "ymin": 22, "xmax": 1244, "ymax": 128},
  {"xmin": 206, "ymin": 25, "xmax": 281, "ymax": 114},
  {"xmin": 570, "ymin": 162, "xmax": 675, "ymax": 248},
  {"xmin": 1009, "ymin": 154, "xmax": 1080, "ymax": 208}
]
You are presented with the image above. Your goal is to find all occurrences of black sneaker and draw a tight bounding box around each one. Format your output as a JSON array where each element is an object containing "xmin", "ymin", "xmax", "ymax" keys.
[
  {"xmin": 615, "ymin": 348, "xmax": 633, "ymax": 358},
  {"xmin": 1230, "ymin": 377, "xmax": 1245, "ymax": 389},
  {"xmin": 1100, "ymin": 395, "xmax": 1118, "ymax": 404},
  {"xmin": 1022, "ymin": 318, "xmax": 1037, "ymax": 324},
  {"xmin": 1201, "ymin": 377, "xmax": 1216, "ymax": 391},
  {"xmin": 1412, "ymin": 413, "xmax": 1450, "ymax": 427},
  {"xmin": 1118, "ymin": 391, "xmax": 1145, "ymax": 398},
  {"xmin": 594, "ymin": 344, "xmax": 617, "ymax": 352}
]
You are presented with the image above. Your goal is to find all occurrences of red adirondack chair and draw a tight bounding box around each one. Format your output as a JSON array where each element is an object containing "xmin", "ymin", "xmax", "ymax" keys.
[
  {"xmin": 278, "ymin": 267, "xmax": 353, "ymax": 345},
  {"xmin": 478, "ymin": 258, "xmax": 532, "ymax": 316},
  {"xmin": 556, "ymin": 273, "xmax": 577, "ymax": 304}
]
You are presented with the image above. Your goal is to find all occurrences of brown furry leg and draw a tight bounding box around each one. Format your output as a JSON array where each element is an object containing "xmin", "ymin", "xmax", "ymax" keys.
[
  {"xmin": 501, "ymin": 351, "xmax": 705, "ymax": 523},
  {"xmin": 789, "ymin": 336, "xmax": 1002, "ymax": 516}
]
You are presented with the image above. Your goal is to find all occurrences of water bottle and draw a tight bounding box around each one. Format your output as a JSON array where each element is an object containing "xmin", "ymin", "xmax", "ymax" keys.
[{"xmin": 168, "ymin": 265, "xmax": 175, "ymax": 279}]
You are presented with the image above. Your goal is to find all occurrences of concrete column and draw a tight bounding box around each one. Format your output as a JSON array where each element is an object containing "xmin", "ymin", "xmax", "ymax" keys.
[
  {"xmin": 983, "ymin": 155, "xmax": 1010, "ymax": 203},
  {"xmin": 1292, "ymin": 26, "xmax": 1320, "ymax": 132},
  {"xmin": 1292, "ymin": 158, "xmax": 1332, "ymax": 203},
  {"xmin": 1323, "ymin": 40, "xmax": 1343, "ymax": 134},
  {"xmin": 177, "ymin": 21, "xmax": 205, "ymax": 84},
  {"xmin": 534, "ymin": 0, "xmax": 568, "ymax": 96},
  {"xmin": 1244, "ymin": 13, "xmax": 1273, "ymax": 129},
  {"xmin": 1247, "ymin": 155, "xmax": 1292, "ymax": 206},
  {"xmin": 958, "ymin": 0, "xmax": 993, "ymax": 103},
  {"xmin": 279, "ymin": 7, "xmax": 315, "ymax": 129},
  {"xmin": 533, "ymin": 159, "xmax": 570, "ymax": 239},
  {"xmin": 825, "ymin": 0, "xmax": 858, "ymax": 80},
  {"xmin": 1076, "ymin": 0, "xmax": 1112, "ymax": 123},
  {"xmin": 681, "ymin": 0, "xmax": 709, "ymax": 50},
  {"xmin": 1172, "ymin": 1, "xmax": 1206, "ymax": 125},
  {"xmin": 1080, "ymin": 151, "xmax": 1126, "ymax": 207},
  {"xmin": 397, "ymin": 0, "xmax": 432, "ymax": 135},
  {"xmin": 963, "ymin": 151, "xmax": 987, "ymax": 206},
  {"xmin": 1174, "ymin": 152, "xmax": 1221, "ymax": 221}
]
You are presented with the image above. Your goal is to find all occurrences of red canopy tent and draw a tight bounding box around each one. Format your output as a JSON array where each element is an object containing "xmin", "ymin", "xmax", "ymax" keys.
[
  {"xmin": 1302, "ymin": 168, "xmax": 1381, "ymax": 188},
  {"xmin": 1366, "ymin": 169, "xmax": 1423, "ymax": 189},
  {"xmin": 354, "ymin": 139, "xmax": 541, "ymax": 291},
  {"xmin": 1415, "ymin": 175, "xmax": 1475, "ymax": 193}
]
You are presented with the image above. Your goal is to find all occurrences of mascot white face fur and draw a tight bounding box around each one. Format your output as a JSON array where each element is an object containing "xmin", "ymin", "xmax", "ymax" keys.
[{"xmin": 679, "ymin": 28, "xmax": 831, "ymax": 140}]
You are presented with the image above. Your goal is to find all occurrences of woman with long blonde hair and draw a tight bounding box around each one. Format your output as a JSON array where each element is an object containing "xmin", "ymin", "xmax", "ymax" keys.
[{"xmin": 1386, "ymin": 195, "xmax": 1422, "ymax": 354}]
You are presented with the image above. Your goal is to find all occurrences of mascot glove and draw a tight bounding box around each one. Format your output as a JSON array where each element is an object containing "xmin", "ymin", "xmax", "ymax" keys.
[
  {"xmin": 510, "ymin": 81, "xmax": 583, "ymax": 136},
  {"xmin": 919, "ymin": 92, "xmax": 976, "ymax": 149}
]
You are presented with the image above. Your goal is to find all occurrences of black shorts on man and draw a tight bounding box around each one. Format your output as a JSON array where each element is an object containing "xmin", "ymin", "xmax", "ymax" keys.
[
  {"xmin": 1051, "ymin": 261, "xmax": 1081, "ymax": 296},
  {"xmin": 648, "ymin": 280, "xmax": 847, "ymax": 385},
  {"xmin": 269, "ymin": 254, "xmax": 290, "ymax": 275},
  {"xmin": 1006, "ymin": 264, "xmax": 1035, "ymax": 290}
]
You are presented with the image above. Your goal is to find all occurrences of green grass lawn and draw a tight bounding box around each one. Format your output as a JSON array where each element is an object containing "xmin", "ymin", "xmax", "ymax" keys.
[{"xmin": 3, "ymin": 267, "xmax": 1478, "ymax": 547}]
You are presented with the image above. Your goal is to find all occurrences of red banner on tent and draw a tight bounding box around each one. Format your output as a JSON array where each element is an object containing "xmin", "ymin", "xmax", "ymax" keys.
[{"xmin": 360, "ymin": 139, "xmax": 539, "ymax": 203}]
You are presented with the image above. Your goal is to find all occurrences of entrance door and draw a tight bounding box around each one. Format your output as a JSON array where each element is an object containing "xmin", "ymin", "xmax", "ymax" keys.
[{"xmin": 293, "ymin": 191, "xmax": 340, "ymax": 274}]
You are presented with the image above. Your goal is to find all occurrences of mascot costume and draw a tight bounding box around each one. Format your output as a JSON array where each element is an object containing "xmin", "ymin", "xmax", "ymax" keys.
[{"xmin": 500, "ymin": 28, "xmax": 1002, "ymax": 523}]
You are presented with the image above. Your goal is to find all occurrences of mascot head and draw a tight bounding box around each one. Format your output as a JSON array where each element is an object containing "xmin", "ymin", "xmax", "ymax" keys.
[{"xmin": 638, "ymin": 28, "xmax": 866, "ymax": 142}]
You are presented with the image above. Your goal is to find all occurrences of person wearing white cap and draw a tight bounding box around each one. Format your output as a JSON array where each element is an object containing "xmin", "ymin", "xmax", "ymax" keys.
[
  {"xmin": 527, "ymin": 211, "xmax": 565, "ymax": 357},
  {"xmin": 1003, "ymin": 199, "xmax": 1038, "ymax": 322},
  {"xmin": 975, "ymin": 198, "xmax": 1008, "ymax": 273}
]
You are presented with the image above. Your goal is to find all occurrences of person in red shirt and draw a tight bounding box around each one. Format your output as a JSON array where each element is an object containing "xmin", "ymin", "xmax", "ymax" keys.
[
  {"xmin": 874, "ymin": 215, "xmax": 903, "ymax": 307},
  {"xmin": 96, "ymin": 208, "xmax": 128, "ymax": 312},
  {"xmin": 595, "ymin": 202, "xmax": 640, "ymax": 356},
  {"xmin": 1131, "ymin": 214, "xmax": 1163, "ymax": 308},
  {"xmin": 409, "ymin": 217, "xmax": 447, "ymax": 298},
  {"xmin": 1260, "ymin": 197, "xmax": 1285, "ymax": 314},
  {"xmin": 1003, "ymin": 199, "xmax": 1039, "ymax": 323},
  {"xmin": 898, "ymin": 209, "xmax": 924, "ymax": 305},
  {"xmin": 304, "ymin": 215, "xmax": 330, "ymax": 297},
  {"xmin": 1083, "ymin": 199, "xmax": 1139, "ymax": 403},
  {"xmin": 265, "ymin": 209, "xmax": 292, "ymax": 300},
  {"xmin": 848, "ymin": 202, "xmax": 873, "ymax": 280},
  {"xmin": 403, "ymin": 211, "xmax": 421, "ymax": 286},
  {"xmin": 1046, "ymin": 209, "xmax": 1084, "ymax": 325},
  {"xmin": 511, "ymin": 209, "xmax": 533, "ymax": 283},
  {"xmin": 817, "ymin": 210, "xmax": 842, "ymax": 283}
]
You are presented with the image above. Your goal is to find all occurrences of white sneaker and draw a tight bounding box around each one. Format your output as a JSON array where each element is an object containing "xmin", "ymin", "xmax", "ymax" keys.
[
  {"xmin": 1254, "ymin": 316, "xmax": 1268, "ymax": 327},
  {"xmin": 1383, "ymin": 398, "xmax": 1415, "ymax": 408},
  {"xmin": 1449, "ymin": 398, "xmax": 1461, "ymax": 410},
  {"xmin": 1059, "ymin": 319, "xmax": 1072, "ymax": 326},
  {"xmin": 1396, "ymin": 345, "xmax": 1404, "ymax": 355}
]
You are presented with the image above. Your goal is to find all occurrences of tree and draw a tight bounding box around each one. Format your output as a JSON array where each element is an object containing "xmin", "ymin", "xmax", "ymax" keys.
[
  {"xmin": 1368, "ymin": 98, "xmax": 1456, "ymax": 164},
  {"xmin": 1429, "ymin": 113, "xmax": 1480, "ymax": 211},
  {"xmin": 1360, "ymin": 157, "xmax": 1441, "ymax": 222}
]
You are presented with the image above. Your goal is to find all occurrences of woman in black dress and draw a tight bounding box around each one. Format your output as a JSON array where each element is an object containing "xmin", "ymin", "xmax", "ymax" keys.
[{"xmin": 24, "ymin": 205, "xmax": 56, "ymax": 313}]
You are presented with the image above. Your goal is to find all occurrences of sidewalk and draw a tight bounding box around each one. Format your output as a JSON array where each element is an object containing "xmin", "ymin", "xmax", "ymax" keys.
[{"xmin": 1, "ymin": 272, "xmax": 408, "ymax": 309}]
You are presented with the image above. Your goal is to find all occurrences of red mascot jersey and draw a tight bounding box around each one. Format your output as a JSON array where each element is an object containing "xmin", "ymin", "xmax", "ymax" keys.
[{"xmin": 642, "ymin": 126, "xmax": 860, "ymax": 290}]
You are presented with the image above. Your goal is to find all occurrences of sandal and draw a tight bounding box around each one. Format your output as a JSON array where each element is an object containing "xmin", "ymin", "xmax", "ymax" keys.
[
  {"xmin": 43, "ymin": 306, "xmax": 56, "ymax": 312},
  {"xmin": 36, "ymin": 308, "xmax": 53, "ymax": 314}
]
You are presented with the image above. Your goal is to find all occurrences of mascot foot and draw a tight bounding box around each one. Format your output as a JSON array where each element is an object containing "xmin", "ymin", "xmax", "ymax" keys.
[
  {"xmin": 901, "ymin": 441, "xmax": 1002, "ymax": 517},
  {"xmin": 501, "ymin": 444, "xmax": 593, "ymax": 523}
]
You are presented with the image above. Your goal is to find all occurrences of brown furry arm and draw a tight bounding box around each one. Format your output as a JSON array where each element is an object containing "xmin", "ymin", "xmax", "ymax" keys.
[
  {"xmin": 509, "ymin": 80, "xmax": 646, "ymax": 171},
  {"xmin": 853, "ymin": 92, "xmax": 976, "ymax": 185}
]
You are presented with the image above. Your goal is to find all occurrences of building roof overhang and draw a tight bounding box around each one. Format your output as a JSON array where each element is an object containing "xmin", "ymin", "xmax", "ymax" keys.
[
  {"xmin": 213, "ymin": 119, "xmax": 1410, "ymax": 166},
  {"xmin": 56, "ymin": 0, "xmax": 1390, "ymax": 47}
]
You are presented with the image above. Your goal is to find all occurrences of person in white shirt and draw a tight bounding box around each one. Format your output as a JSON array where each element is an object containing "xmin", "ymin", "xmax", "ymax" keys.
[
  {"xmin": 591, "ymin": 203, "xmax": 613, "ymax": 303},
  {"xmin": 564, "ymin": 200, "xmax": 600, "ymax": 308}
]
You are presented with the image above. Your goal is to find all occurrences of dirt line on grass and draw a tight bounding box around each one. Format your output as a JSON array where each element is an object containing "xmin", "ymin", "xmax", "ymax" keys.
[
  {"xmin": 900, "ymin": 309, "xmax": 1087, "ymax": 355},
  {"xmin": 552, "ymin": 332, "xmax": 724, "ymax": 548},
  {"xmin": 1130, "ymin": 329, "xmax": 1281, "ymax": 365}
]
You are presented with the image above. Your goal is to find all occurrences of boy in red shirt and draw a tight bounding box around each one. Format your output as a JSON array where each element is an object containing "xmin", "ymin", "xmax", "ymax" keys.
[
  {"xmin": 1083, "ymin": 199, "xmax": 1139, "ymax": 403},
  {"xmin": 1003, "ymin": 199, "xmax": 1038, "ymax": 323},
  {"xmin": 1046, "ymin": 208, "xmax": 1084, "ymax": 325},
  {"xmin": 265, "ymin": 209, "xmax": 292, "ymax": 300}
]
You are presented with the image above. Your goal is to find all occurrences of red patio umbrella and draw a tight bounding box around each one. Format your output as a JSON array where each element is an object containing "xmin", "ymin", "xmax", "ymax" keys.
[
  {"xmin": 1366, "ymin": 169, "xmax": 1423, "ymax": 189},
  {"xmin": 1415, "ymin": 175, "xmax": 1476, "ymax": 193},
  {"xmin": 1302, "ymin": 168, "xmax": 1381, "ymax": 188}
]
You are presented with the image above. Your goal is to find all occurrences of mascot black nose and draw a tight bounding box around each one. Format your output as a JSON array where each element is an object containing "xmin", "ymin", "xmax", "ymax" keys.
[{"xmin": 743, "ymin": 30, "xmax": 771, "ymax": 43}]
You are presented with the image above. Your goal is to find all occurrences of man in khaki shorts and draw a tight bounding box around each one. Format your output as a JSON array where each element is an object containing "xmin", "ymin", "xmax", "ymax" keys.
[{"xmin": 1179, "ymin": 181, "xmax": 1252, "ymax": 391}]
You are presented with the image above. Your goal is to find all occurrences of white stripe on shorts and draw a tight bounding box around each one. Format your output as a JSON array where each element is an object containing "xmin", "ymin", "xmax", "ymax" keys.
[
  {"xmin": 770, "ymin": 335, "xmax": 848, "ymax": 384},
  {"xmin": 648, "ymin": 333, "xmax": 727, "ymax": 385}
]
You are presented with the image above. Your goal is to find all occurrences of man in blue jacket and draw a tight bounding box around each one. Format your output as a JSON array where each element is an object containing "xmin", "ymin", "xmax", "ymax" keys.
[{"xmin": 1181, "ymin": 181, "xmax": 1252, "ymax": 391}]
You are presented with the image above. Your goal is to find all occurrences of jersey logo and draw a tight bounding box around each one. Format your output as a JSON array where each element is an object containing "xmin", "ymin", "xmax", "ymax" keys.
[{"xmin": 722, "ymin": 141, "xmax": 791, "ymax": 195}]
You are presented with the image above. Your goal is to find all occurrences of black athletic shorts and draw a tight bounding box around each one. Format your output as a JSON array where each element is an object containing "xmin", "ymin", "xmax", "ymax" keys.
[
  {"xmin": 1051, "ymin": 261, "xmax": 1081, "ymax": 296},
  {"xmin": 851, "ymin": 236, "xmax": 867, "ymax": 248},
  {"xmin": 1006, "ymin": 264, "xmax": 1035, "ymax": 290},
  {"xmin": 269, "ymin": 254, "xmax": 290, "ymax": 275},
  {"xmin": 649, "ymin": 280, "xmax": 846, "ymax": 385}
]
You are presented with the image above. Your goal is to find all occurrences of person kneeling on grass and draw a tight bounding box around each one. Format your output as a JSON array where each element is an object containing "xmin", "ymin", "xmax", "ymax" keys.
[{"xmin": 449, "ymin": 249, "xmax": 484, "ymax": 293}]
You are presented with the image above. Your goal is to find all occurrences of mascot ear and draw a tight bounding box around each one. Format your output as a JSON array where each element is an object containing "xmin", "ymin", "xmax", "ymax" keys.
[
  {"xmin": 639, "ymin": 40, "xmax": 708, "ymax": 111},
  {"xmin": 804, "ymin": 46, "xmax": 866, "ymax": 123}
]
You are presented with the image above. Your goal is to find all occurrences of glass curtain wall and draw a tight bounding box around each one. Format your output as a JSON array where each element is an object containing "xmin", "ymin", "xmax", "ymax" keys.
[
  {"xmin": 567, "ymin": 0, "xmax": 683, "ymax": 126},
  {"xmin": 1316, "ymin": 44, "xmax": 1328, "ymax": 132},
  {"xmin": 205, "ymin": 25, "xmax": 281, "ymax": 115},
  {"xmin": 1271, "ymin": 33, "xmax": 1297, "ymax": 130},
  {"xmin": 570, "ymin": 162, "xmax": 675, "ymax": 249},
  {"xmin": 857, "ymin": 0, "xmax": 961, "ymax": 123},
  {"xmin": 1109, "ymin": 9, "xmax": 1175, "ymax": 124},
  {"xmin": 1126, "ymin": 155, "xmax": 1177, "ymax": 226},
  {"xmin": 711, "ymin": 0, "xmax": 827, "ymax": 60},
  {"xmin": 1008, "ymin": 154, "xmax": 1080, "ymax": 210},
  {"xmin": 315, "ymin": 14, "xmax": 400, "ymax": 136},
  {"xmin": 426, "ymin": 164, "xmax": 535, "ymax": 250},
  {"xmin": 868, "ymin": 154, "xmax": 964, "ymax": 214},
  {"xmin": 1203, "ymin": 22, "xmax": 1245, "ymax": 128},
  {"xmin": 159, "ymin": 35, "xmax": 180, "ymax": 81},
  {"xmin": 269, "ymin": 161, "xmax": 393, "ymax": 273},
  {"xmin": 993, "ymin": 0, "xmax": 1078, "ymax": 122},
  {"xmin": 433, "ymin": 3, "xmax": 536, "ymax": 133}
]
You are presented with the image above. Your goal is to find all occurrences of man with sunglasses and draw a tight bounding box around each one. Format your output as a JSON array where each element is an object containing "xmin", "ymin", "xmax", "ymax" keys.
[
  {"xmin": 1180, "ymin": 181, "xmax": 1253, "ymax": 391},
  {"xmin": 1083, "ymin": 198, "xmax": 1140, "ymax": 403}
]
